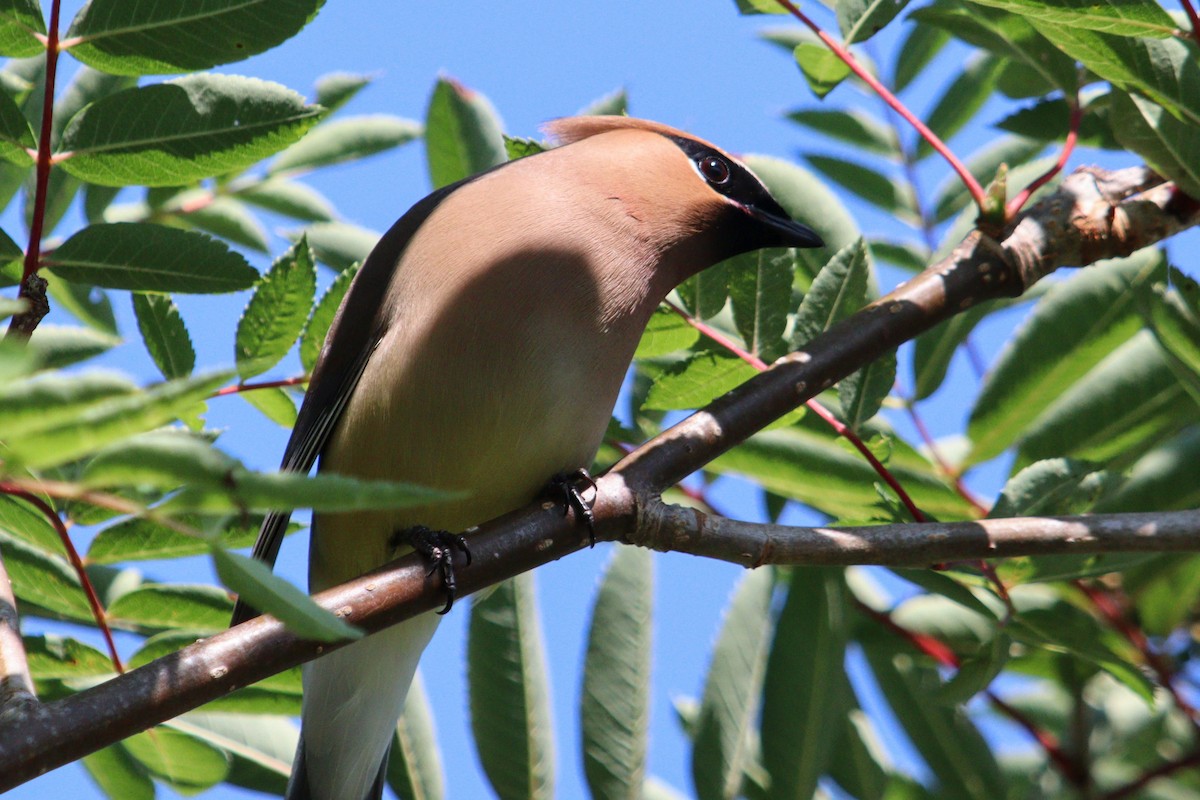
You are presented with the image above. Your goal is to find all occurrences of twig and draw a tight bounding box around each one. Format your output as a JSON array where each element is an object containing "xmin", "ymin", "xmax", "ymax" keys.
[
  {"xmin": 1007, "ymin": 95, "xmax": 1082, "ymax": 217},
  {"xmin": 1180, "ymin": 0, "xmax": 1200, "ymax": 47},
  {"xmin": 1101, "ymin": 747, "xmax": 1200, "ymax": 799},
  {"xmin": 6, "ymin": 0, "xmax": 62, "ymax": 339},
  {"xmin": 212, "ymin": 375, "xmax": 309, "ymax": 398}
]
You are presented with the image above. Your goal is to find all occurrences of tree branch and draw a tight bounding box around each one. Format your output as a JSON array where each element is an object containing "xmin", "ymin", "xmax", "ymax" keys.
[{"xmin": 1, "ymin": 164, "xmax": 1197, "ymax": 788}]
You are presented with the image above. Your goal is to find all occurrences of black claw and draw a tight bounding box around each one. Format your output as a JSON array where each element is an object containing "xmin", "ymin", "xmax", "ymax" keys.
[
  {"xmin": 400, "ymin": 525, "xmax": 471, "ymax": 614},
  {"xmin": 548, "ymin": 468, "xmax": 598, "ymax": 546}
]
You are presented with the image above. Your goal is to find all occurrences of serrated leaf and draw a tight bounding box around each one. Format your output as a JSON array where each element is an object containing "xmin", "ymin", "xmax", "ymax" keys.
[
  {"xmin": 0, "ymin": 369, "xmax": 229, "ymax": 470},
  {"xmin": 969, "ymin": 0, "xmax": 1176, "ymax": 39},
  {"xmin": 786, "ymin": 108, "xmax": 897, "ymax": 156},
  {"xmin": 794, "ymin": 237, "xmax": 868, "ymax": 347},
  {"xmin": 0, "ymin": 369, "xmax": 135, "ymax": 432},
  {"xmin": 212, "ymin": 546, "xmax": 361, "ymax": 642},
  {"xmin": 24, "ymin": 634, "xmax": 113, "ymax": 679},
  {"xmin": 236, "ymin": 238, "xmax": 316, "ymax": 379},
  {"xmin": 27, "ymin": 324, "xmax": 121, "ymax": 369},
  {"xmin": 0, "ymin": 81, "xmax": 33, "ymax": 164},
  {"xmin": 0, "ymin": 530, "xmax": 91, "ymax": 621},
  {"xmin": 172, "ymin": 195, "xmax": 269, "ymax": 253},
  {"xmin": 837, "ymin": 0, "xmax": 911, "ymax": 44},
  {"xmin": 0, "ymin": 0, "xmax": 44, "ymax": 56},
  {"xmin": 58, "ymin": 74, "xmax": 323, "ymax": 187},
  {"xmin": 643, "ymin": 351, "xmax": 758, "ymax": 412},
  {"xmin": 677, "ymin": 259, "xmax": 731, "ymax": 320},
  {"xmin": 240, "ymin": 386, "xmax": 298, "ymax": 427},
  {"xmin": 48, "ymin": 222, "xmax": 258, "ymax": 293},
  {"xmin": 301, "ymin": 263, "xmax": 357, "ymax": 372},
  {"xmin": 806, "ymin": 154, "xmax": 915, "ymax": 221},
  {"xmin": 294, "ymin": 221, "xmax": 377, "ymax": 270},
  {"xmin": 122, "ymin": 726, "xmax": 230, "ymax": 790},
  {"xmin": 1110, "ymin": 91, "xmax": 1200, "ymax": 199},
  {"xmin": 504, "ymin": 135, "xmax": 546, "ymax": 161},
  {"xmin": 87, "ymin": 513, "xmax": 276, "ymax": 564},
  {"xmin": 692, "ymin": 568, "xmax": 773, "ymax": 800},
  {"xmin": 838, "ymin": 349, "xmax": 896, "ymax": 431},
  {"xmin": 387, "ymin": 671, "xmax": 445, "ymax": 800},
  {"xmin": 67, "ymin": 0, "xmax": 325, "ymax": 75},
  {"xmin": 996, "ymin": 94, "xmax": 1121, "ymax": 150},
  {"xmin": 107, "ymin": 583, "xmax": 232, "ymax": 632},
  {"xmin": 915, "ymin": 55, "xmax": 1006, "ymax": 160},
  {"xmin": 794, "ymin": 43, "xmax": 852, "ymax": 99},
  {"xmin": 270, "ymin": 114, "xmax": 422, "ymax": 175},
  {"xmin": 582, "ymin": 546, "xmax": 652, "ymax": 800},
  {"xmin": 468, "ymin": 574, "xmax": 554, "ymax": 800},
  {"xmin": 967, "ymin": 249, "xmax": 1165, "ymax": 464},
  {"xmin": 133, "ymin": 293, "xmax": 195, "ymax": 380},
  {"xmin": 992, "ymin": 458, "xmax": 1109, "ymax": 518},
  {"xmin": 315, "ymin": 72, "xmax": 370, "ymax": 113},
  {"xmin": 729, "ymin": 249, "xmax": 793, "ymax": 362},
  {"xmin": 0, "ymin": 493, "xmax": 59, "ymax": 553},
  {"xmin": 237, "ymin": 178, "xmax": 334, "ymax": 222},
  {"xmin": 424, "ymin": 76, "xmax": 506, "ymax": 189},
  {"xmin": 761, "ymin": 567, "xmax": 849, "ymax": 800},
  {"xmin": 634, "ymin": 306, "xmax": 700, "ymax": 359}
]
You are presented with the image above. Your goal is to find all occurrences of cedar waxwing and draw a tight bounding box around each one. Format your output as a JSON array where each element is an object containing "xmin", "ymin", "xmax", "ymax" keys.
[{"xmin": 232, "ymin": 115, "xmax": 823, "ymax": 800}]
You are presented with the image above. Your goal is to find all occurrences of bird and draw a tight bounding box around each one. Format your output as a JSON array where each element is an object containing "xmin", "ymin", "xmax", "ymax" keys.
[{"xmin": 231, "ymin": 115, "xmax": 823, "ymax": 800}]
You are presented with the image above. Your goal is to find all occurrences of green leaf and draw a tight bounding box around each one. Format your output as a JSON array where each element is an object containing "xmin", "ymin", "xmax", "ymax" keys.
[
  {"xmin": 992, "ymin": 458, "xmax": 1109, "ymax": 519},
  {"xmin": 295, "ymin": 221, "xmax": 377, "ymax": 270},
  {"xmin": 236, "ymin": 238, "xmax": 316, "ymax": 379},
  {"xmin": 24, "ymin": 634, "xmax": 113, "ymax": 679},
  {"xmin": 1144, "ymin": 279, "xmax": 1200, "ymax": 401},
  {"xmin": 468, "ymin": 574, "xmax": 554, "ymax": 800},
  {"xmin": 996, "ymin": 94, "xmax": 1121, "ymax": 150},
  {"xmin": 133, "ymin": 293, "xmax": 195, "ymax": 380},
  {"xmin": 424, "ymin": 76, "xmax": 506, "ymax": 189},
  {"xmin": 315, "ymin": 72, "xmax": 371, "ymax": 113},
  {"xmin": 504, "ymin": 135, "xmax": 546, "ymax": 162},
  {"xmin": 794, "ymin": 237, "xmax": 869, "ymax": 347},
  {"xmin": 968, "ymin": 0, "xmax": 1177, "ymax": 39},
  {"xmin": 761, "ymin": 568, "xmax": 849, "ymax": 800},
  {"xmin": 0, "ymin": 0, "xmax": 44, "ymax": 56},
  {"xmin": 47, "ymin": 277, "xmax": 118, "ymax": 335},
  {"xmin": 0, "ymin": 369, "xmax": 229, "ymax": 470},
  {"xmin": 107, "ymin": 583, "xmax": 232, "ymax": 632},
  {"xmin": 83, "ymin": 746, "xmax": 155, "ymax": 800},
  {"xmin": 743, "ymin": 155, "xmax": 858, "ymax": 280},
  {"xmin": 0, "ymin": 369, "xmax": 135, "ymax": 432},
  {"xmin": 240, "ymin": 386, "xmax": 298, "ymax": 428},
  {"xmin": 1015, "ymin": 330, "xmax": 1200, "ymax": 468},
  {"xmin": 0, "ymin": 81, "xmax": 33, "ymax": 164},
  {"xmin": 729, "ymin": 249, "xmax": 793, "ymax": 362},
  {"xmin": 27, "ymin": 324, "xmax": 121, "ymax": 369},
  {"xmin": 48, "ymin": 222, "xmax": 257, "ymax": 293},
  {"xmin": 0, "ymin": 531, "xmax": 91, "ymax": 621},
  {"xmin": 212, "ymin": 546, "xmax": 362, "ymax": 642},
  {"xmin": 711, "ymin": 417, "xmax": 970, "ymax": 521},
  {"xmin": 838, "ymin": 349, "xmax": 896, "ymax": 432},
  {"xmin": 862, "ymin": 634, "xmax": 1006, "ymax": 799},
  {"xmin": 934, "ymin": 633, "xmax": 1010, "ymax": 705},
  {"xmin": 786, "ymin": 108, "xmax": 897, "ymax": 156},
  {"xmin": 734, "ymin": 0, "xmax": 789, "ymax": 13},
  {"xmin": 837, "ymin": 0, "xmax": 911, "ymax": 44},
  {"xmin": 171, "ymin": 195, "xmax": 269, "ymax": 253},
  {"xmin": 122, "ymin": 726, "xmax": 230, "ymax": 791},
  {"xmin": 677, "ymin": 259, "xmax": 730, "ymax": 320},
  {"xmin": 58, "ymin": 74, "xmax": 323, "ymax": 187},
  {"xmin": 828, "ymin": 710, "xmax": 889, "ymax": 800},
  {"xmin": 237, "ymin": 178, "xmax": 335, "ymax": 222},
  {"xmin": 1110, "ymin": 91, "xmax": 1200, "ymax": 199},
  {"xmin": 87, "ymin": 513, "xmax": 275, "ymax": 564},
  {"xmin": 794, "ymin": 43, "xmax": 852, "ymax": 99},
  {"xmin": 0, "ymin": 493, "xmax": 60, "ymax": 553},
  {"xmin": 270, "ymin": 115, "xmax": 422, "ymax": 175},
  {"xmin": 578, "ymin": 87, "xmax": 628, "ymax": 116},
  {"xmin": 582, "ymin": 546, "xmax": 652, "ymax": 800},
  {"xmin": 893, "ymin": 23, "xmax": 950, "ymax": 92},
  {"xmin": 170, "ymin": 712, "xmax": 296, "ymax": 794},
  {"xmin": 967, "ymin": 249, "xmax": 1165, "ymax": 464},
  {"xmin": 634, "ymin": 306, "xmax": 700, "ymax": 359},
  {"xmin": 912, "ymin": 303, "xmax": 993, "ymax": 400},
  {"xmin": 643, "ymin": 351, "xmax": 758, "ymax": 412},
  {"xmin": 66, "ymin": 0, "xmax": 325, "ymax": 75},
  {"xmin": 805, "ymin": 154, "xmax": 916, "ymax": 221},
  {"xmin": 301, "ymin": 263, "xmax": 357, "ymax": 372},
  {"xmin": 911, "ymin": 3, "xmax": 1078, "ymax": 94},
  {"xmin": 692, "ymin": 569, "xmax": 773, "ymax": 800},
  {"xmin": 915, "ymin": 55, "xmax": 1006, "ymax": 160},
  {"xmin": 1097, "ymin": 426, "xmax": 1200, "ymax": 512},
  {"xmin": 387, "ymin": 671, "xmax": 446, "ymax": 800}
]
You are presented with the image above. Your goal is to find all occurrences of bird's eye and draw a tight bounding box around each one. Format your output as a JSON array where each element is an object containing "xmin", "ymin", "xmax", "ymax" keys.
[{"xmin": 698, "ymin": 155, "xmax": 731, "ymax": 185}]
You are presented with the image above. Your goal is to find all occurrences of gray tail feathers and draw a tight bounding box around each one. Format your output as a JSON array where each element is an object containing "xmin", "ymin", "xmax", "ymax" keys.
[{"xmin": 286, "ymin": 735, "xmax": 390, "ymax": 800}]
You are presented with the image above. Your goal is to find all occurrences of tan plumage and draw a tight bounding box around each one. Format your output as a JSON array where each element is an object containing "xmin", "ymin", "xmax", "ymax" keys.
[{"xmin": 234, "ymin": 116, "xmax": 822, "ymax": 800}]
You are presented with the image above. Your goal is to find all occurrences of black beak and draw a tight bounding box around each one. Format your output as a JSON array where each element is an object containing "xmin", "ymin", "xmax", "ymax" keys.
[{"xmin": 748, "ymin": 204, "xmax": 824, "ymax": 249}]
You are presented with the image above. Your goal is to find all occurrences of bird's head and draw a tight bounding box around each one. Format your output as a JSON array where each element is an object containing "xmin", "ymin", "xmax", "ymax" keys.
[{"xmin": 542, "ymin": 115, "xmax": 824, "ymax": 274}]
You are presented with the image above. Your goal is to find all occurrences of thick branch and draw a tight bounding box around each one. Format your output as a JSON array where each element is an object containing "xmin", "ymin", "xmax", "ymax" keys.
[{"xmin": 0, "ymin": 165, "xmax": 1197, "ymax": 787}]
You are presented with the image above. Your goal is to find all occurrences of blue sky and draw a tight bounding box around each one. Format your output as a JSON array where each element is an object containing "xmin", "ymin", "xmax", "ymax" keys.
[{"xmin": 10, "ymin": 1, "xmax": 1187, "ymax": 799}]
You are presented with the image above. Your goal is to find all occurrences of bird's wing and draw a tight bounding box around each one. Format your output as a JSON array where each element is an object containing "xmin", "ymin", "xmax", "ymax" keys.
[{"xmin": 230, "ymin": 180, "xmax": 470, "ymax": 626}]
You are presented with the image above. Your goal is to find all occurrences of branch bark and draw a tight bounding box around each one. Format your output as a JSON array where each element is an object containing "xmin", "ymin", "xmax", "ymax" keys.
[{"xmin": 1, "ymin": 164, "xmax": 1197, "ymax": 789}]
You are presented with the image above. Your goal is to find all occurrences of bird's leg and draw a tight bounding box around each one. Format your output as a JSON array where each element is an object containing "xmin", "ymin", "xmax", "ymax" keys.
[
  {"xmin": 546, "ymin": 468, "xmax": 598, "ymax": 545},
  {"xmin": 392, "ymin": 525, "xmax": 472, "ymax": 614}
]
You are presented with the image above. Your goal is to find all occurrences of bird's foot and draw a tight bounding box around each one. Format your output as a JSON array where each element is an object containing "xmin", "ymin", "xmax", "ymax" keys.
[
  {"xmin": 394, "ymin": 525, "xmax": 472, "ymax": 614},
  {"xmin": 546, "ymin": 468, "xmax": 598, "ymax": 545}
]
